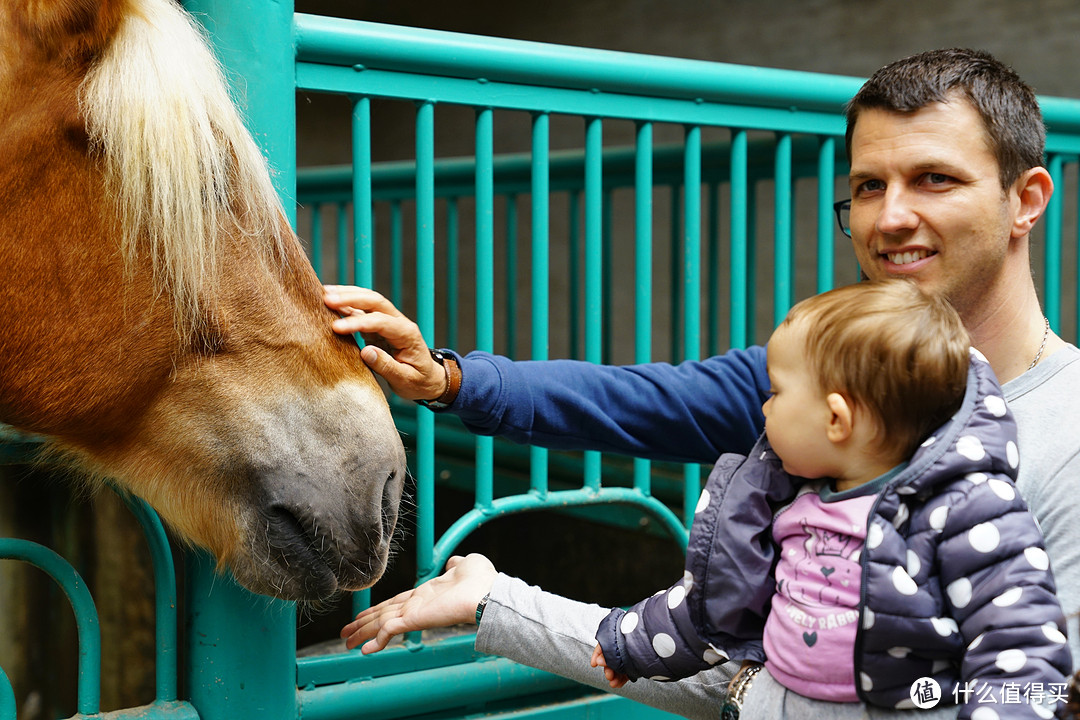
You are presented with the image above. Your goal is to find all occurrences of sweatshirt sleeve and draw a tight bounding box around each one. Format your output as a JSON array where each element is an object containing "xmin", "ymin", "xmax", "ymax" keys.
[
  {"xmin": 443, "ymin": 346, "xmax": 770, "ymax": 464},
  {"xmin": 936, "ymin": 475, "xmax": 1071, "ymax": 719}
]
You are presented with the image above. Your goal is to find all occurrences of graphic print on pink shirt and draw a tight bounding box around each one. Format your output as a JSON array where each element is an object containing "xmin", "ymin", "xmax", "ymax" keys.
[{"xmin": 763, "ymin": 484, "xmax": 877, "ymax": 701}]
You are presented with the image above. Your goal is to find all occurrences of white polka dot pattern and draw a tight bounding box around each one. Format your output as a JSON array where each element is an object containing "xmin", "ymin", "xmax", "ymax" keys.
[
  {"xmin": 703, "ymin": 648, "xmax": 725, "ymax": 665},
  {"xmin": 929, "ymin": 505, "xmax": 949, "ymax": 531},
  {"xmin": 1025, "ymin": 547, "xmax": 1050, "ymax": 570},
  {"xmin": 995, "ymin": 648, "xmax": 1027, "ymax": 672},
  {"xmin": 892, "ymin": 566, "xmax": 918, "ymax": 595},
  {"xmin": 968, "ymin": 522, "xmax": 1000, "ymax": 553},
  {"xmin": 983, "ymin": 395, "xmax": 1007, "ymax": 417},
  {"xmin": 651, "ymin": 633, "xmax": 676, "ymax": 658},
  {"xmin": 1043, "ymin": 623, "xmax": 1067, "ymax": 644},
  {"xmin": 987, "ymin": 479, "xmax": 1015, "ymax": 501},
  {"xmin": 956, "ymin": 435, "xmax": 986, "ymax": 461},
  {"xmin": 695, "ymin": 489, "xmax": 710, "ymax": 514},
  {"xmin": 947, "ymin": 577, "xmax": 972, "ymax": 608},
  {"xmin": 992, "ymin": 587, "xmax": 1022, "ymax": 607}
]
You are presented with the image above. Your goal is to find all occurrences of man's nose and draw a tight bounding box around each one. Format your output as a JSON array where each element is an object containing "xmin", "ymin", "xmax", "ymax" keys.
[{"xmin": 875, "ymin": 189, "xmax": 919, "ymax": 235}]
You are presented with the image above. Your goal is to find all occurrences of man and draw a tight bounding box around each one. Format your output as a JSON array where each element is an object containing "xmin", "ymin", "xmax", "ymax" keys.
[{"xmin": 329, "ymin": 49, "xmax": 1080, "ymax": 718}]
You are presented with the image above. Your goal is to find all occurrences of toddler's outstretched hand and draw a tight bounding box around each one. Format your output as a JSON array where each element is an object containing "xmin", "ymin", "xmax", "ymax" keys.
[{"xmin": 591, "ymin": 644, "xmax": 629, "ymax": 689}]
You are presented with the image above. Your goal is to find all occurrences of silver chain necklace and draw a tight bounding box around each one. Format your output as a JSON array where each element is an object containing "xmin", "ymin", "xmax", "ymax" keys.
[{"xmin": 1029, "ymin": 316, "xmax": 1050, "ymax": 371}]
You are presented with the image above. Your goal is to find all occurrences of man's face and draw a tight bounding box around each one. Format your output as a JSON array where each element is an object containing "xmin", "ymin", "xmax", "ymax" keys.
[{"xmin": 847, "ymin": 100, "xmax": 1016, "ymax": 316}]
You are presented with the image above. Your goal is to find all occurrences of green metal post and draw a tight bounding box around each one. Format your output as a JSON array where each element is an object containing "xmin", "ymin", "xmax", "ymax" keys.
[
  {"xmin": 530, "ymin": 112, "xmax": 551, "ymax": 496},
  {"xmin": 416, "ymin": 100, "xmax": 437, "ymax": 583},
  {"xmin": 1045, "ymin": 154, "xmax": 1064, "ymax": 330},
  {"xmin": 730, "ymin": 130, "xmax": 749, "ymax": 349},
  {"xmin": 353, "ymin": 96, "xmax": 373, "ymax": 287},
  {"xmin": 682, "ymin": 126, "xmax": 702, "ymax": 525},
  {"xmin": 186, "ymin": 550, "xmax": 297, "ymax": 720},
  {"xmin": 816, "ymin": 136, "xmax": 836, "ymax": 293},
  {"xmin": 476, "ymin": 107, "xmax": 496, "ymax": 509},
  {"xmin": 773, "ymin": 133, "xmax": 793, "ymax": 324},
  {"xmin": 633, "ymin": 121, "xmax": 653, "ymax": 496},
  {"xmin": 584, "ymin": 117, "xmax": 603, "ymax": 490},
  {"xmin": 181, "ymin": 3, "xmax": 298, "ymax": 719}
]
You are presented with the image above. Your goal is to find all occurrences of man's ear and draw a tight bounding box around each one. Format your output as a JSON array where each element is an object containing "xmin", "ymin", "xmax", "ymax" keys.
[
  {"xmin": 826, "ymin": 393, "xmax": 853, "ymax": 444},
  {"xmin": 1011, "ymin": 166, "xmax": 1053, "ymax": 239}
]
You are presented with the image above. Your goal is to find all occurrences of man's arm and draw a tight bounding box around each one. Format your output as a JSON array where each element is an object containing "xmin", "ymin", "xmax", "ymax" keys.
[{"xmin": 326, "ymin": 285, "xmax": 770, "ymax": 464}]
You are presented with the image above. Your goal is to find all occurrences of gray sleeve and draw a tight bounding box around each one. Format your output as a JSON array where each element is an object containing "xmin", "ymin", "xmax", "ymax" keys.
[{"xmin": 475, "ymin": 573, "xmax": 735, "ymax": 720}]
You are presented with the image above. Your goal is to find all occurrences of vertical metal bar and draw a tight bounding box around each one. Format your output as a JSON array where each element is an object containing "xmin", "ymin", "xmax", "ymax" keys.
[
  {"xmin": 730, "ymin": 129, "xmax": 749, "ymax": 349},
  {"xmin": 683, "ymin": 126, "xmax": 702, "ymax": 526},
  {"xmin": 310, "ymin": 202, "xmax": 323, "ymax": 278},
  {"xmin": 584, "ymin": 117, "xmax": 603, "ymax": 490},
  {"xmin": 475, "ymin": 107, "xmax": 495, "ymax": 509},
  {"xmin": 531, "ymin": 113, "xmax": 551, "ymax": 497},
  {"xmin": 1045, "ymin": 154, "xmax": 1064, "ymax": 330},
  {"xmin": 446, "ymin": 198, "xmax": 460, "ymax": 350},
  {"xmin": 773, "ymin": 133, "xmax": 793, "ymax": 324},
  {"xmin": 352, "ymin": 96, "xmax": 373, "ymax": 287},
  {"xmin": 634, "ymin": 121, "xmax": 653, "ymax": 496},
  {"xmin": 505, "ymin": 193, "xmax": 519, "ymax": 358},
  {"xmin": 415, "ymin": 101, "xmax": 436, "ymax": 579},
  {"xmin": 816, "ymin": 136, "xmax": 836, "ymax": 293}
]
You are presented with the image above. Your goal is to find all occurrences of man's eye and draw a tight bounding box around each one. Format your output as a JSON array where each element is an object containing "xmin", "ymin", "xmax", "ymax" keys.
[
  {"xmin": 925, "ymin": 172, "xmax": 951, "ymax": 185},
  {"xmin": 857, "ymin": 179, "xmax": 885, "ymax": 194}
]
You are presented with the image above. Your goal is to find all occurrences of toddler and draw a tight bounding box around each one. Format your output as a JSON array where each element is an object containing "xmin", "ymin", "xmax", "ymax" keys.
[{"xmin": 592, "ymin": 279, "xmax": 1070, "ymax": 718}]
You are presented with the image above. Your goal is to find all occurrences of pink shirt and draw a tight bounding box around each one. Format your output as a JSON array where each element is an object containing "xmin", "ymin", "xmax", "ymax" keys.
[{"xmin": 763, "ymin": 480, "xmax": 880, "ymax": 702}]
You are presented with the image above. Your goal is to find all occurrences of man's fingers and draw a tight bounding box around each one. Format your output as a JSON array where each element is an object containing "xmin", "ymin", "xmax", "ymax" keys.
[{"xmin": 324, "ymin": 286, "xmax": 404, "ymax": 318}]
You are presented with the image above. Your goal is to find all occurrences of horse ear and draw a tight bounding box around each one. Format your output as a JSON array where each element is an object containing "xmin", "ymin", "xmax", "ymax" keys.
[{"xmin": 16, "ymin": 0, "xmax": 129, "ymax": 58}]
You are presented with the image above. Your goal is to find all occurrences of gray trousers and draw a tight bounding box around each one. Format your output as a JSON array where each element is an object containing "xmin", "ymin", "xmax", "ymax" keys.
[{"xmin": 476, "ymin": 574, "xmax": 959, "ymax": 720}]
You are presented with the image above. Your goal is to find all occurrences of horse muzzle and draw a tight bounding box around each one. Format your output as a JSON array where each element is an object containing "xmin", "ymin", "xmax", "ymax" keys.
[{"xmin": 236, "ymin": 459, "xmax": 406, "ymax": 602}]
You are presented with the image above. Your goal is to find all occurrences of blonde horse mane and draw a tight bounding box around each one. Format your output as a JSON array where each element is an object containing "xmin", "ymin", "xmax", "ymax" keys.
[{"xmin": 80, "ymin": 0, "xmax": 290, "ymax": 334}]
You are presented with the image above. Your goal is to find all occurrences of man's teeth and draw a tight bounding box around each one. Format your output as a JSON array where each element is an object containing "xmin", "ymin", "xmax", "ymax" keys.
[{"xmin": 887, "ymin": 250, "xmax": 930, "ymax": 265}]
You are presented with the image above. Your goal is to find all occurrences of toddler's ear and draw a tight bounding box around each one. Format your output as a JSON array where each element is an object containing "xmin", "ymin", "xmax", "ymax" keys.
[{"xmin": 825, "ymin": 392, "xmax": 854, "ymax": 444}]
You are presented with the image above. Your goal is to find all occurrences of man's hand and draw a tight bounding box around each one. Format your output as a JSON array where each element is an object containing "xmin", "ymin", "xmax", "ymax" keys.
[
  {"xmin": 341, "ymin": 554, "xmax": 498, "ymax": 654},
  {"xmin": 324, "ymin": 286, "xmax": 448, "ymax": 402}
]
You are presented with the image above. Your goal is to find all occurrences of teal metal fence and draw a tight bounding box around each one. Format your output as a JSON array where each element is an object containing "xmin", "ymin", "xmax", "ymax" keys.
[{"xmin": 5, "ymin": 2, "xmax": 1080, "ymax": 719}]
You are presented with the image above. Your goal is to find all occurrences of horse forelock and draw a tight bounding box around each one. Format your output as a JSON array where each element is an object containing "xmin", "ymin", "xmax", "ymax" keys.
[{"xmin": 79, "ymin": 0, "xmax": 291, "ymax": 335}]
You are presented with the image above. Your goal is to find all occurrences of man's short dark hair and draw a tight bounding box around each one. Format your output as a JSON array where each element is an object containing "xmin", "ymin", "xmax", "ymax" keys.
[{"xmin": 845, "ymin": 48, "xmax": 1045, "ymax": 189}]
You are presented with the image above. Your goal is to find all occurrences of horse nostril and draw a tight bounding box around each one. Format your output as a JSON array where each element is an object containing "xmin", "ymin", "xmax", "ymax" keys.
[
  {"xmin": 381, "ymin": 469, "xmax": 401, "ymax": 538},
  {"xmin": 265, "ymin": 504, "xmax": 308, "ymax": 548}
]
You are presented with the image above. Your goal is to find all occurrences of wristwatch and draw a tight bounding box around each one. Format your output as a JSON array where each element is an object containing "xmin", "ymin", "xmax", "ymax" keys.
[{"xmin": 416, "ymin": 349, "xmax": 462, "ymax": 410}]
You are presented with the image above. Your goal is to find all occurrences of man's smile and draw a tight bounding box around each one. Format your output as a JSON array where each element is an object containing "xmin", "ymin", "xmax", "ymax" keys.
[{"xmin": 885, "ymin": 249, "xmax": 935, "ymax": 266}]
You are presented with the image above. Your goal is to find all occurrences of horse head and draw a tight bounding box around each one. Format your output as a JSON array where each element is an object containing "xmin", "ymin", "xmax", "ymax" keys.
[{"xmin": 0, "ymin": 0, "xmax": 407, "ymax": 601}]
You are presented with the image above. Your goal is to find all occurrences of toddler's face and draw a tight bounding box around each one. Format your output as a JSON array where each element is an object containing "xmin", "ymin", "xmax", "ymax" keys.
[{"xmin": 762, "ymin": 322, "xmax": 834, "ymax": 479}]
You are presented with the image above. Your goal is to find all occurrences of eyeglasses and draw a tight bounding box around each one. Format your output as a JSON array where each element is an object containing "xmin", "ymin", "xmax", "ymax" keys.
[{"xmin": 833, "ymin": 199, "xmax": 851, "ymax": 237}]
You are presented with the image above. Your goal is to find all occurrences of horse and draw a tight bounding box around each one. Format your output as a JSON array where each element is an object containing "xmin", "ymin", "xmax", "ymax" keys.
[{"xmin": 0, "ymin": 0, "xmax": 407, "ymax": 602}]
